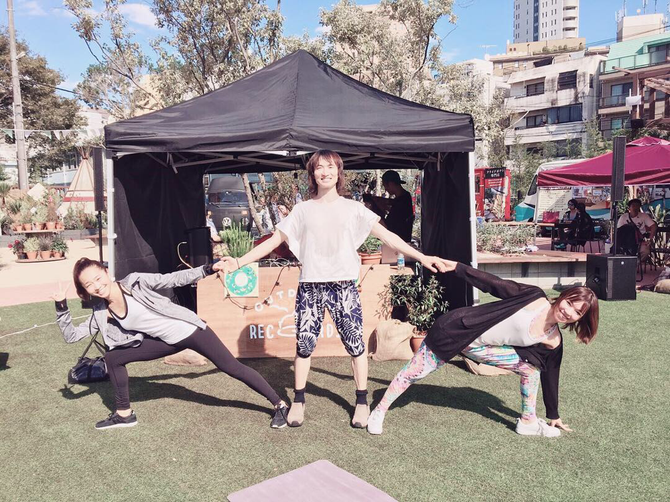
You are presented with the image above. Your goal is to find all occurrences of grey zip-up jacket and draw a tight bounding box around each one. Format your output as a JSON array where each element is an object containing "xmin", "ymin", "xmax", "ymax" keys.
[{"xmin": 55, "ymin": 264, "xmax": 216, "ymax": 350}]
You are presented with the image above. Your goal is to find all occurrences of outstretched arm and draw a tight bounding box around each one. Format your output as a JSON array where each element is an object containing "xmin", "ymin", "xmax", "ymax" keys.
[
  {"xmin": 51, "ymin": 282, "xmax": 97, "ymax": 344},
  {"xmin": 370, "ymin": 223, "xmax": 452, "ymax": 273}
]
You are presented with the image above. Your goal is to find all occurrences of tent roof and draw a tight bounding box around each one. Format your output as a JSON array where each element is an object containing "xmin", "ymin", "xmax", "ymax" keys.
[
  {"xmin": 537, "ymin": 136, "xmax": 670, "ymax": 187},
  {"xmin": 104, "ymin": 50, "xmax": 474, "ymax": 170}
]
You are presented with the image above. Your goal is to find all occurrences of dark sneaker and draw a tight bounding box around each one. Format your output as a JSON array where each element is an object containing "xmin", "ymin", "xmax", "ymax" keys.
[
  {"xmin": 95, "ymin": 411, "xmax": 138, "ymax": 430},
  {"xmin": 271, "ymin": 403, "xmax": 289, "ymax": 429}
]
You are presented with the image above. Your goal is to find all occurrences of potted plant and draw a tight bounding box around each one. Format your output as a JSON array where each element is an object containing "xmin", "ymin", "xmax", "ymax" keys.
[
  {"xmin": 24, "ymin": 237, "xmax": 39, "ymax": 260},
  {"xmin": 8, "ymin": 238, "xmax": 26, "ymax": 260},
  {"xmin": 51, "ymin": 236, "xmax": 69, "ymax": 258},
  {"xmin": 38, "ymin": 236, "xmax": 53, "ymax": 259},
  {"xmin": 358, "ymin": 236, "xmax": 382, "ymax": 265},
  {"xmin": 20, "ymin": 210, "xmax": 32, "ymax": 231},
  {"xmin": 33, "ymin": 206, "xmax": 48, "ymax": 231},
  {"xmin": 381, "ymin": 274, "xmax": 449, "ymax": 352},
  {"xmin": 45, "ymin": 203, "xmax": 58, "ymax": 230}
]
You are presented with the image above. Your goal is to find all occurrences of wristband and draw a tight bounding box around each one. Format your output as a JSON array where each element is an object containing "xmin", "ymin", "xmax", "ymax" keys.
[{"xmin": 236, "ymin": 258, "xmax": 240, "ymax": 270}]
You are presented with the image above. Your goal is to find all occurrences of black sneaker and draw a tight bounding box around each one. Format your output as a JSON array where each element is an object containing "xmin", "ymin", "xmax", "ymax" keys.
[
  {"xmin": 95, "ymin": 411, "xmax": 138, "ymax": 430},
  {"xmin": 271, "ymin": 403, "xmax": 289, "ymax": 429}
]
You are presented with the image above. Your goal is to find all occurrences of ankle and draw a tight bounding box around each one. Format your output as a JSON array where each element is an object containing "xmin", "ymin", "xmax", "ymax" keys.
[
  {"xmin": 520, "ymin": 417, "xmax": 536, "ymax": 425},
  {"xmin": 293, "ymin": 388, "xmax": 305, "ymax": 404},
  {"xmin": 117, "ymin": 409, "xmax": 132, "ymax": 418},
  {"xmin": 355, "ymin": 389, "xmax": 368, "ymax": 406}
]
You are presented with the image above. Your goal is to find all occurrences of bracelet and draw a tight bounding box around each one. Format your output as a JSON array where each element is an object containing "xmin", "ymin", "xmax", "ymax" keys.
[{"xmin": 235, "ymin": 258, "xmax": 240, "ymax": 270}]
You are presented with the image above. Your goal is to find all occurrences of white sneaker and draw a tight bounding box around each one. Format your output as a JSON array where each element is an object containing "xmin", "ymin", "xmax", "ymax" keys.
[
  {"xmin": 515, "ymin": 418, "xmax": 561, "ymax": 437},
  {"xmin": 367, "ymin": 409, "xmax": 385, "ymax": 435}
]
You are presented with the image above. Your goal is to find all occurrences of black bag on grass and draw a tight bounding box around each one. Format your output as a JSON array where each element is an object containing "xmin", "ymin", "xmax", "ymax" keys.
[{"xmin": 68, "ymin": 357, "xmax": 109, "ymax": 384}]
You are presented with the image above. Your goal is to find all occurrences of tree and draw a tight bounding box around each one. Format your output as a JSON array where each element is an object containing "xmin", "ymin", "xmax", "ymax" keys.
[
  {"xmin": 0, "ymin": 32, "xmax": 84, "ymax": 178},
  {"xmin": 508, "ymin": 136, "xmax": 542, "ymax": 206}
]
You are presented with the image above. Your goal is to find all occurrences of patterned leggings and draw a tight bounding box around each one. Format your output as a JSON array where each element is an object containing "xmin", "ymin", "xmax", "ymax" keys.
[
  {"xmin": 375, "ymin": 341, "xmax": 541, "ymax": 421},
  {"xmin": 294, "ymin": 281, "xmax": 365, "ymax": 358}
]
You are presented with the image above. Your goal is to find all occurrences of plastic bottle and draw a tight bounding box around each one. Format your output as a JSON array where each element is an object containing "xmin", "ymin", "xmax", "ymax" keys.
[{"xmin": 397, "ymin": 252, "xmax": 405, "ymax": 270}]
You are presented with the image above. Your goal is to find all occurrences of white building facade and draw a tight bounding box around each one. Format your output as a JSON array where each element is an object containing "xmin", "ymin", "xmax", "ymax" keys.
[
  {"xmin": 504, "ymin": 52, "xmax": 604, "ymax": 155},
  {"xmin": 514, "ymin": 0, "xmax": 579, "ymax": 44}
]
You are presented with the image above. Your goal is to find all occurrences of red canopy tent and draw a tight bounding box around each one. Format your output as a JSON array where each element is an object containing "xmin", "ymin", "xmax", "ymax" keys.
[{"xmin": 538, "ymin": 137, "xmax": 670, "ymax": 187}]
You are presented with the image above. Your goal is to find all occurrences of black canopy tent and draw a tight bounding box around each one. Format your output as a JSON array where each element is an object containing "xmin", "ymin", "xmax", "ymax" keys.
[{"xmin": 104, "ymin": 50, "xmax": 476, "ymax": 310}]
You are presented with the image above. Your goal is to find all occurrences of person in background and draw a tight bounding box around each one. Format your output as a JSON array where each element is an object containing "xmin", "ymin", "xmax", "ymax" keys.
[
  {"xmin": 562, "ymin": 199, "xmax": 579, "ymax": 223},
  {"xmin": 567, "ymin": 202, "xmax": 594, "ymax": 246},
  {"xmin": 364, "ymin": 170, "xmax": 414, "ymax": 242},
  {"xmin": 616, "ymin": 199, "xmax": 657, "ymax": 262}
]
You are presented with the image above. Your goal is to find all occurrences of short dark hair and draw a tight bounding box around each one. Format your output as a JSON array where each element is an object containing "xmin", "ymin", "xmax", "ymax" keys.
[
  {"xmin": 628, "ymin": 198, "xmax": 642, "ymax": 207},
  {"xmin": 305, "ymin": 150, "xmax": 345, "ymax": 196},
  {"xmin": 568, "ymin": 199, "xmax": 577, "ymax": 207},
  {"xmin": 73, "ymin": 257, "xmax": 106, "ymax": 301}
]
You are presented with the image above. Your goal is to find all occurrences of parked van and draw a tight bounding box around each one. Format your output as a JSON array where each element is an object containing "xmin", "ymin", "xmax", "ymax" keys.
[
  {"xmin": 206, "ymin": 175, "xmax": 251, "ymax": 231},
  {"xmin": 514, "ymin": 159, "xmax": 585, "ymax": 222}
]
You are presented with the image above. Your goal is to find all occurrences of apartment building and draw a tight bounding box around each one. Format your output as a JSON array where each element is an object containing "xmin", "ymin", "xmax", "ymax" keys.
[
  {"xmin": 513, "ymin": 0, "xmax": 579, "ymax": 44},
  {"xmin": 504, "ymin": 52, "xmax": 604, "ymax": 155},
  {"xmin": 599, "ymin": 32, "xmax": 670, "ymax": 139}
]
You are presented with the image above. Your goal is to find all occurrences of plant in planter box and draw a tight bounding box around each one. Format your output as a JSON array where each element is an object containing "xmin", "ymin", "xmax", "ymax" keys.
[
  {"xmin": 380, "ymin": 274, "xmax": 449, "ymax": 350},
  {"xmin": 19, "ymin": 209, "xmax": 33, "ymax": 230},
  {"xmin": 34, "ymin": 205, "xmax": 48, "ymax": 230},
  {"xmin": 24, "ymin": 237, "xmax": 40, "ymax": 260},
  {"xmin": 51, "ymin": 236, "xmax": 69, "ymax": 258},
  {"xmin": 45, "ymin": 203, "xmax": 58, "ymax": 229},
  {"xmin": 358, "ymin": 236, "xmax": 382, "ymax": 264},
  {"xmin": 38, "ymin": 236, "xmax": 53, "ymax": 259},
  {"xmin": 219, "ymin": 222, "xmax": 253, "ymax": 258}
]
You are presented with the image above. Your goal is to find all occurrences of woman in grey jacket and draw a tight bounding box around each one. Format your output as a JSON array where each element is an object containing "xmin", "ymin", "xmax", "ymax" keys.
[{"xmin": 53, "ymin": 258, "xmax": 288, "ymax": 430}]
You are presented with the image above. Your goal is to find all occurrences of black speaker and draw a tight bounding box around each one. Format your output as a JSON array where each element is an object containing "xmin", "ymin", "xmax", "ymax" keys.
[
  {"xmin": 586, "ymin": 254, "xmax": 636, "ymax": 301},
  {"xmin": 92, "ymin": 148, "xmax": 105, "ymax": 212},
  {"xmin": 184, "ymin": 227, "xmax": 212, "ymax": 267},
  {"xmin": 611, "ymin": 136, "xmax": 626, "ymax": 202},
  {"xmin": 630, "ymin": 118, "xmax": 644, "ymax": 129}
]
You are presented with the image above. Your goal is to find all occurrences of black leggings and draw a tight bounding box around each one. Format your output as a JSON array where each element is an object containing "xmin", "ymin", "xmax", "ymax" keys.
[{"xmin": 104, "ymin": 326, "xmax": 281, "ymax": 410}]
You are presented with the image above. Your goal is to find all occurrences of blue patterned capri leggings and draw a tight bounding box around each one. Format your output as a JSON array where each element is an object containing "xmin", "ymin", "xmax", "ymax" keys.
[{"xmin": 294, "ymin": 281, "xmax": 365, "ymax": 358}]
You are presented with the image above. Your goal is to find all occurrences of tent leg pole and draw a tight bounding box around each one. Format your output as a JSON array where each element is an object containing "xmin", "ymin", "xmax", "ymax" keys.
[
  {"xmin": 468, "ymin": 151, "xmax": 479, "ymax": 304},
  {"xmin": 105, "ymin": 151, "xmax": 116, "ymax": 280}
]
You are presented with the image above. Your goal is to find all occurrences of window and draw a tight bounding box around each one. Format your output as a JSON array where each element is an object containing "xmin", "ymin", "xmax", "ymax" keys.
[
  {"xmin": 526, "ymin": 81, "xmax": 545, "ymax": 96},
  {"xmin": 649, "ymin": 43, "xmax": 670, "ymax": 65},
  {"xmin": 611, "ymin": 83, "xmax": 633, "ymax": 96},
  {"xmin": 558, "ymin": 70, "xmax": 577, "ymax": 89},
  {"xmin": 547, "ymin": 104, "xmax": 582, "ymax": 124},
  {"xmin": 526, "ymin": 114, "xmax": 545, "ymax": 128}
]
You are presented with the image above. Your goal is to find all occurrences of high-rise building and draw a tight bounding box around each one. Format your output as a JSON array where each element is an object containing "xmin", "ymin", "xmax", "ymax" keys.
[{"xmin": 513, "ymin": 0, "xmax": 579, "ymax": 43}]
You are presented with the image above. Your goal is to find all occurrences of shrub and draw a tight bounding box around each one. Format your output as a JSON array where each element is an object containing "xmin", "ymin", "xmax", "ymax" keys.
[
  {"xmin": 8, "ymin": 237, "xmax": 25, "ymax": 256},
  {"xmin": 380, "ymin": 274, "xmax": 449, "ymax": 333},
  {"xmin": 34, "ymin": 205, "xmax": 48, "ymax": 224},
  {"xmin": 476, "ymin": 222, "xmax": 535, "ymax": 255}
]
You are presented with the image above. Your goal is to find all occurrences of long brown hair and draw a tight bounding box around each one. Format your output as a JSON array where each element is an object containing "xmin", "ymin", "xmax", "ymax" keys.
[
  {"xmin": 305, "ymin": 150, "xmax": 345, "ymax": 196},
  {"xmin": 73, "ymin": 257, "xmax": 107, "ymax": 301},
  {"xmin": 551, "ymin": 286, "xmax": 599, "ymax": 344}
]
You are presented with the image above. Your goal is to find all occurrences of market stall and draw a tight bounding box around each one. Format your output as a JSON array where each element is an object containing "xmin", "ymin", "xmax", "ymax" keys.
[{"xmin": 103, "ymin": 50, "xmax": 476, "ymax": 355}]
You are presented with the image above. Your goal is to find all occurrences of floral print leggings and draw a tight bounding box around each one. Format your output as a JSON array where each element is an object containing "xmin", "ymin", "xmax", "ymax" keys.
[{"xmin": 375, "ymin": 341, "xmax": 541, "ymax": 421}]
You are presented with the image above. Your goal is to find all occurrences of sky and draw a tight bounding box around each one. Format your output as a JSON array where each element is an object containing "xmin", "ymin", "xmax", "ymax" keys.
[{"xmin": 0, "ymin": 0, "xmax": 656, "ymax": 96}]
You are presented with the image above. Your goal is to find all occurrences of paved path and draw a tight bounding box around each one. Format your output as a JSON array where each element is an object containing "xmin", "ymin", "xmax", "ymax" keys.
[{"xmin": 0, "ymin": 239, "xmax": 107, "ymax": 307}]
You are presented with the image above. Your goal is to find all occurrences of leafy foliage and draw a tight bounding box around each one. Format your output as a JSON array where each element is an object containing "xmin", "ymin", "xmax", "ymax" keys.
[
  {"xmin": 381, "ymin": 273, "xmax": 449, "ymax": 333},
  {"xmin": 219, "ymin": 222, "xmax": 253, "ymax": 258},
  {"xmin": 476, "ymin": 221, "xmax": 535, "ymax": 255},
  {"xmin": 358, "ymin": 236, "xmax": 382, "ymax": 254}
]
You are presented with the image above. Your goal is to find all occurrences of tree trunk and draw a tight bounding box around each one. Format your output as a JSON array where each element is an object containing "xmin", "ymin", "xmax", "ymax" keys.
[
  {"xmin": 241, "ymin": 173, "xmax": 264, "ymax": 233},
  {"xmin": 257, "ymin": 172, "xmax": 276, "ymax": 226},
  {"xmin": 375, "ymin": 169, "xmax": 382, "ymax": 196}
]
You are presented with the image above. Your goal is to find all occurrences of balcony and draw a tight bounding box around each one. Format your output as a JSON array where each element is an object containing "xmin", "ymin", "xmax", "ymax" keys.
[
  {"xmin": 563, "ymin": 0, "xmax": 579, "ymax": 7},
  {"xmin": 563, "ymin": 19, "xmax": 578, "ymax": 29},
  {"xmin": 600, "ymin": 95, "xmax": 627, "ymax": 108},
  {"xmin": 505, "ymin": 122, "xmax": 586, "ymax": 146},
  {"xmin": 601, "ymin": 48, "xmax": 670, "ymax": 74}
]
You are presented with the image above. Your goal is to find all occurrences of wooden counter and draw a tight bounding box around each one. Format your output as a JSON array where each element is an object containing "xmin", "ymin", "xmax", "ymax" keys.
[{"xmin": 197, "ymin": 264, "xmax": 410, "ymax": 358}]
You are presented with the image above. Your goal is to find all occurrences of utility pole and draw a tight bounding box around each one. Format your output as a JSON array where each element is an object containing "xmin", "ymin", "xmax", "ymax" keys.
[{"xmin": 7, "ymin": 0, "xmax": 29, "ymax": 190}]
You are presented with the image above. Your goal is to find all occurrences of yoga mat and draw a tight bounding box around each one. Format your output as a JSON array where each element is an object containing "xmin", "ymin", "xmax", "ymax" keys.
[{"xmin": 227, "ymin": 459, "xmax": 397, "ymax": 502}]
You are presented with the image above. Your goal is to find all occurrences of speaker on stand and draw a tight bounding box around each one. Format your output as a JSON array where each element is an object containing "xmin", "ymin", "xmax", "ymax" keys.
[{"xmin": 92, "ymin": 148, "xmax": 105, "ymax": 264}]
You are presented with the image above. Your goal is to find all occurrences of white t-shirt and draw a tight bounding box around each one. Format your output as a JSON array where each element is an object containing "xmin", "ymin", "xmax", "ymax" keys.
[
  {"xmin": 617, "ymin": 212, "xmax": 656, "ymax": 234},
  {"xmin": 468, "ymin": 306, "xmax": 555, "ymax": 348},
  {"xmin": 276, "ymin": 197, "xmax": 380, "ymax": 282}
]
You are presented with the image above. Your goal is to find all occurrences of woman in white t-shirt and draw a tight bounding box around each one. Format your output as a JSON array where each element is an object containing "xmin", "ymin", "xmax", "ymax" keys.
[{"xmin": 221, "ymin": 150, "xmax": 450, "ymax": 429}]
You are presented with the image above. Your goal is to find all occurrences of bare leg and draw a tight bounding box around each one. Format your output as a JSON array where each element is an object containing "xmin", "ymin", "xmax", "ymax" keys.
[
  {"xmin": 351, "ymin": 353, "xmax": 368, "ymax": 390},
  {"xmin": 287, "ymin": 355, "xmax": 311, "ymax": 427},
  {"xmin": 294, "ymin": 355, "xmax": 311, "ymax": 390}
]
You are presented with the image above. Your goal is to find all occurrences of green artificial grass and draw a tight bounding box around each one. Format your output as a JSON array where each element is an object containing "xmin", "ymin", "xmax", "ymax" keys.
[{"xmin": 1, "ymin": 294, "xmax": 669, "ymax": 501}]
